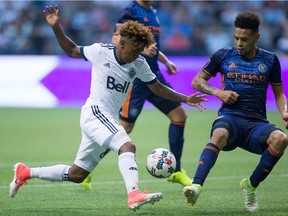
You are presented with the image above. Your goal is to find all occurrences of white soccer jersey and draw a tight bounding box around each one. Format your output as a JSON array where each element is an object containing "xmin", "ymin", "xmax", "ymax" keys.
[{"xmin": 81, "ymin": 43, "xmax": 156, "ymax": 117}]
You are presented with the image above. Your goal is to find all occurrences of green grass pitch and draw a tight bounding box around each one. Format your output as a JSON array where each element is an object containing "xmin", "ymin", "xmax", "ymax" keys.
[{"xmin": 0, "ymin": 108, "xmax": 287, "ymax": 216}]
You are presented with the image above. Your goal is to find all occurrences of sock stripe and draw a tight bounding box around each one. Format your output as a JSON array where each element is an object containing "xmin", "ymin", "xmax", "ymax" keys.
[
  {"xmin": 204, "ymin": 145, "xmax": 220, "ymax": 155},
  {"xmin": 267, "ymin": 147, "xmax": 283, "ymax": 157},
  {"xmin": 171, "ymin": 121, "xmax": 186, "ymax": 127}
]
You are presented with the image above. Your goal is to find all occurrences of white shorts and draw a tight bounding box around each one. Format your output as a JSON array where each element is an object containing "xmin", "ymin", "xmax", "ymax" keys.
[{"xmin": 74, "ymin": 105, "xmax": 132, "ymax": 172}]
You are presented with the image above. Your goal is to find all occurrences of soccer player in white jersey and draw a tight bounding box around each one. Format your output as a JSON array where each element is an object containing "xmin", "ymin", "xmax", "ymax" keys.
[{"xmin": 9, "ymin": 5, "xmax": 207, "ymax": 211}]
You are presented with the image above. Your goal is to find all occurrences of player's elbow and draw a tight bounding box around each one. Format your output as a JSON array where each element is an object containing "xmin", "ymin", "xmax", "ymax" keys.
[
  {"xmin": 64, "ymin": 46, "xmax": 80, "ymax": 58},
  {"xmin": 191, "ymin": 78, "xmax": 199, "ymax": 90},
  {"xmin": 65, "ymin": 51, "xmax": 74, "ymax": 58}
]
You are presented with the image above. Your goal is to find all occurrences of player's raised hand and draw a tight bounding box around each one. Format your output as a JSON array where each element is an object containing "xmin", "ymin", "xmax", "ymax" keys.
[
  {"xmin": 43, "ymin": 5, "xmax": 59, "ymax": 27},
  {"xmin": 165, "ymin": 60, "xmax": 178, "ymax": 75},
  {"xmin": 187, "ymin": 92, "xmax": 207, "ymax": 112},
  {"xmin": 142, "ymin": 43, "xmax": 158, "ymax": 57}
]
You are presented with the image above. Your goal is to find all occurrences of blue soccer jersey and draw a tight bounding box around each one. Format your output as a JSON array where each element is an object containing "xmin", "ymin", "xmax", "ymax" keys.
[
  {"xmin": 115, "ymin": 1, "xmax": 160, "ymax": 72},
  {"xmin": 203, "ymin": 47, "xmax": 282, "ymax": 120}
]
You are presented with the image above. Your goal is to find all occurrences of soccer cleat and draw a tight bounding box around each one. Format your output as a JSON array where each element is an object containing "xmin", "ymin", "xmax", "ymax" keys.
[
  {"xmin": 10, "ymin": 163, "xmax": 31, "ymax": 198},
  {"xmin": 240, "ymin": 178, "xmax": 259, "ymax": 212},
  {"xmin": 183, "ymin": 184, "xmax": 202, "ymax": 206},
  {"xmin": 167, "ymin": 169, "xmax": 192, "ymax": 186},
  {"xmin": 128, "ymin": 190, "xmax": 163, "ymax": 211},
  {"xmin": 81, "ymin": 173, "xmax": 92, "ymax": 190}
]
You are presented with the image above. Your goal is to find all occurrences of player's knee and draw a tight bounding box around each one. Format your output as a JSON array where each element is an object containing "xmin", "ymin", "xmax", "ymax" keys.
[
  {"xmin": 211, "ymin": 128, "xmax": 229, "ymax": 148},
  {"xmin": 269, "ymin": 131, "xmax": 288, "ymax": 153},
  {"xmin": 119, "ymin": 142, "xmax": 136, "ymax": 155},
  {"xmin": 168, "ymin": 107, "xmax": 187, "ymax": 123}
]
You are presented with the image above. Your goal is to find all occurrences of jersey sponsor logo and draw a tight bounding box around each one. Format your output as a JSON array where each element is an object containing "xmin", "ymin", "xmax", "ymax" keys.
[
  {"xmin": 106, "ymin": 76, "xmax": 130, "ymax": 93},
  {"xmin": 258, "ymin": 64, "xmax": 267, "ymax": 73},
  {"xmin": 229, "ymin": 62, "xmax": 237, "ymax": 68},
  {"xmin": 148, "ymin": 26, "xmax": 160, "ymax": 35},
  {"xmin": 227, "ymin": 72, "xmax": 266, "ymax": 83},
  {"xmin": 143, "ymin": 17, "xmax": 148, "ymax": 22}
]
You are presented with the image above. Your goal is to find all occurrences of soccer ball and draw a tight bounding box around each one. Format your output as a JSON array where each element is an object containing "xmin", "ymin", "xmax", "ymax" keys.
[{"xmin": 146, "ymin": 148, "xmax": 176, "ymax": 178}]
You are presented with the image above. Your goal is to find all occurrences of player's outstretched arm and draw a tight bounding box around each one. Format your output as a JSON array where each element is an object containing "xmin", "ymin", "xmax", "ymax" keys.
[
  {"xmin": 148, "ymin": 81, "xmax": 207, "ymax": 112},
  {"xmin": 43, "ymin": 5, "xmax": 81, "ymax": 58},
  {"xmin": 192, "ymin": 70, "xmax": 239, "ymax": 105}
]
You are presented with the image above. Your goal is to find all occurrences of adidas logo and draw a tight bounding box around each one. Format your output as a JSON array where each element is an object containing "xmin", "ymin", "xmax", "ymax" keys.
[
  {"xmin": 229, "ymin": 62, "xmax": 237, "ymax": 68},
  {"xmin": 104, "ymin": 63, "xmax": 111, "ymax": 68}
]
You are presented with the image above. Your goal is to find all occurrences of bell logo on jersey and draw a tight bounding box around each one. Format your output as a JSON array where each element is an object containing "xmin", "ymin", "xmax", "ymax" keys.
[{"xmin": 106, "ymin": 76, "xmax": 130, "ymax": 93}]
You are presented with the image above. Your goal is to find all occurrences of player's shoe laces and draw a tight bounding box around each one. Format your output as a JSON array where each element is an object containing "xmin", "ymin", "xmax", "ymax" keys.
[
  {"xmin": 128, "ymin": 190, "xmax": 163, "ymax": 211},
  {"xmin": 10, "ymin": 163, "xmax": 31, "ymax": 198},
  {"xmin": 183, "ymin": 183, "xmax": 202, "ymax": 206},
  {"xmin": 81, "ymin": 173, "xmax": 92, "ymax": 190},
  {"xmin": 167, "ymin": 169, "xmax": 192, "ymax": 186},
  {"xmin": 240, "ymin": 178, "xmax": 258, "ymax": 212}
]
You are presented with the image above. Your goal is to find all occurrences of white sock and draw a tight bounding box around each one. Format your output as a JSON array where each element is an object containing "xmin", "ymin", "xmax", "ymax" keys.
[
  {"xmin": 118, "ymin": 152, "xmax": 139, "ymax": 194},
  {"xmin": 30, "ymin": 165, "xmax": 70, "ymax": 182}
]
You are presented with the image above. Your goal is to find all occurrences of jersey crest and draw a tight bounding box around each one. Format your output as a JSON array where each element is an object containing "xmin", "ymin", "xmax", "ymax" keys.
[
  {"xmin": 128, "ymin": 68, "xmax": 136, "ymax": 79},
  {"xmin": 258, "ymin": 63, "xmax": 267, "ymax": 73}
]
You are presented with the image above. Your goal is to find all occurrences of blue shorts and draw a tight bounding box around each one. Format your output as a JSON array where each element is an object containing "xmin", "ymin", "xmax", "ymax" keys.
[
  {"xmin": 211, "ymin": 114, "xmax": 282, "ymax": 155},
  {"xmin": 119, "ymin": 70, "xmax": 181, "ymax": 123}
]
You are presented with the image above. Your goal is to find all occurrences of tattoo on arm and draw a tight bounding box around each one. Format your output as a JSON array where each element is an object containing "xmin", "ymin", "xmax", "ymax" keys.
[
  {"xmin": 197, "ymin": 81, "xmax": 218, "ymax": 95},
  {"xmin": 195, "ymin": 71, "xmax": 219, "ymax": 95}
]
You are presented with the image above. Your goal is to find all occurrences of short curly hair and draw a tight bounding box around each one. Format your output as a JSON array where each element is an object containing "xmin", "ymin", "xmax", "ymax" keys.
[
  {"xmin": 118, "ymin": 20, "xmax": 155, "ymax": 49},
  {"xmin": 234, "ymin": 11, "xmax": 260, "ymax": 33}
]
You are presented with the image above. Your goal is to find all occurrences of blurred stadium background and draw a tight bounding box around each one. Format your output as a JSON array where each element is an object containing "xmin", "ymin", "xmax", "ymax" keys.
[
  {"xmin": 1, "ymin": 1, "xmax": 288, "ymax": 56},
  {"xmin": 0, "ymin": 0, "xmax": 287, "ymax": 109}
]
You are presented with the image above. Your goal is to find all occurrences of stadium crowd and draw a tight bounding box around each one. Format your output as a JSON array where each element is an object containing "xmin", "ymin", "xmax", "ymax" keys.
[{"xmin": 1, "ymin": 1, "xmax": 288, "ymax": 57}]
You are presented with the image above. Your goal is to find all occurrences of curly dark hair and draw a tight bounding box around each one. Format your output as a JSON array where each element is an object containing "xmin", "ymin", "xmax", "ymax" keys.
[
  {"xmin": 234, "ymin": 11, "xmax": 260, "ymax": 33},
  {"xmin": 118, "ymin": 20, "xmax": 155, "ymax": 49}
]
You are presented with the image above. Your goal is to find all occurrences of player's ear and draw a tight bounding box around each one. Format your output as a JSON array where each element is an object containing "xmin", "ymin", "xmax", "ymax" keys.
[
  {"xmin": 119, "ymin": 38, "xmax": 125, "ymax": 49},
  {"xmin": 256, "ymin": 33, "xmax": 260, "ymax": 41}
]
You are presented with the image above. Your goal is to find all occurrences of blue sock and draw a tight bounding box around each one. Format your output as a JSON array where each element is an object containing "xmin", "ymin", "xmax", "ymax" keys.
[
  {"xmin": 193, "ymin": 143, "xmax": 220, "ymax": 186},
  {"xmin": 168, "ymin": 122, "xmax": 185, "ymax": 172},
  {"xmin": 250, "ymin": 147, "xmax": 282, "ymax": 188}
]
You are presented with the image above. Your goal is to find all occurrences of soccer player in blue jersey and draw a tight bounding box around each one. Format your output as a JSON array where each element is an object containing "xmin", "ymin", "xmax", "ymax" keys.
[
  {"xmin": 183, "ymin": 11, "xmax": 288, "ymax": 212},
  {"xmin": 115, "ymin": 0, "xmax": 192, "ymax": 186}
]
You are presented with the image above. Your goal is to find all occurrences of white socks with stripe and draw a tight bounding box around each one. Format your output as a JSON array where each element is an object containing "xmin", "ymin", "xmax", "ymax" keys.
[
  {"xmin": 118, "ymin": 152, "xmax": 139, "ymax": 194},
  {"xmin": 30, "ymin": 165, "xmax": 70, "ymax": 181}
]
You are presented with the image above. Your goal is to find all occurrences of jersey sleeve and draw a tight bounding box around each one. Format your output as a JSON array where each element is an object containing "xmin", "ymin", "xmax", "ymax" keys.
[
  {"xmin": 203, "ymin": 49, "xmax": 224, "ymax": 77},
  {"xmin": 137, "ymin": 60, "xmax": 156, "ymax": 83},
  {"xmin": 81, "ymin": 43, "xmax": 101, "ymax": 64},
  {"xmin": 269, "ymin": 55, "xmax": 282, "ymax": 86}
]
